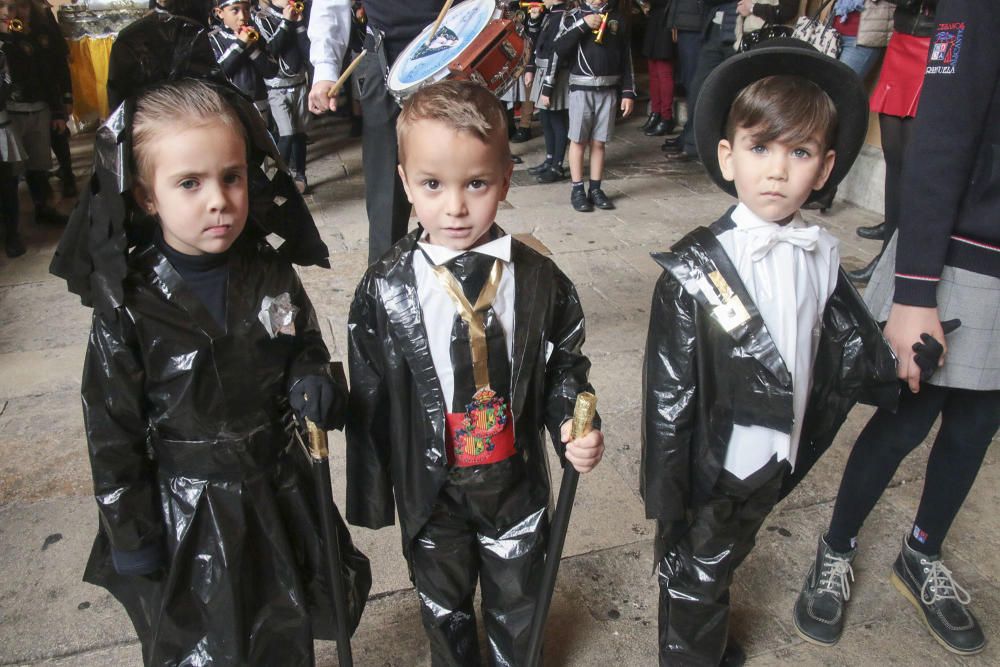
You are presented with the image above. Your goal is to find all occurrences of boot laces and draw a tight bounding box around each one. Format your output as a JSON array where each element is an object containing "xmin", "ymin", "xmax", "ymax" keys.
[
  {"xmin": 818, "ymin": 553, "xmax": 853, "ymax": 601},
  {"xmin": 920, "ymin": 559, "xmax": 972, "ymax": 606}
]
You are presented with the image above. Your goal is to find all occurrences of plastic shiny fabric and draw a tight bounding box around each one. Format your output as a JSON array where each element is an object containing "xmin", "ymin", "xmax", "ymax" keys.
[
  {"xmin": 80, "ymin": 236, "xmax": 371, "ymax": 666},
  {"xmin": 346, "ymin": 227, "xmax": 597, "ymax": 663},
  {"xmin": 641, "ymin": 214, "xmax": 898, "ymax": 663}
]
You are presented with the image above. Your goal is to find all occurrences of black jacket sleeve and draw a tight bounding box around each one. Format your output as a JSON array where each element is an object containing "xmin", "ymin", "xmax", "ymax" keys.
[
  {"xmin": 81, "ymin": 308, "xmax": 162, "ymax": 554},
  {"xmin": 553, "ymin": 10, "xmax": 589, "ymax": 60},
  {"xmin": 894, "ymin": 0, "xmax": 998, "ymax": 306},
  {"xmin": 286, "ymin": 266, "xmax": 332, "ymax": 384},
  {"xmin": 345, "ymin": 275, "xmax": 395, "ymax": 530},
  {"xmin": 641, "ymin": 271, "xmax": 697, "ymax": 522},
  {"xmin": 751, "ymin": 0, "xmax": 798, "ymax": 24},
  {"xmin": 543, "ymin": 267, "xmax": 599, "ymax": 456}
]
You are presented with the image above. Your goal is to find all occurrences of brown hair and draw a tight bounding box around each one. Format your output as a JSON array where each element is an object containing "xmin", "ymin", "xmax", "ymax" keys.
[
  {"xmin": 132, "ymin": 79, "xmax": 246, "ymax": 185},
  {"xmin": 725, "ymin": 75, "xmax": 837, "ymax": 151},
  {"xmin": 396, "ymin": 80, "xmax": 511, "ymax": 165}
]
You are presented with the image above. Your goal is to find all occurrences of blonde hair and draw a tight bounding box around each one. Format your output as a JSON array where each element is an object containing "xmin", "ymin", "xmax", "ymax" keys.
[
  {"xmin": 396, "ymin": 80, "xmax": 511, "ymax": 164},
  {"xmin": 132, "ymin": 79, "xmax": 247, "ymax": 185}
]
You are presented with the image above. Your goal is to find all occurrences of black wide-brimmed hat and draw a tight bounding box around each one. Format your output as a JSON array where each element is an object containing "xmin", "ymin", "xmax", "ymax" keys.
[{"xmin": 694, "ymin": 38, "xmax": 868, "ymax": 204}]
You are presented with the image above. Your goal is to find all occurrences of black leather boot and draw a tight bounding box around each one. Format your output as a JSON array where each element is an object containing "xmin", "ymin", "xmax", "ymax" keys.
[
  {"xmin": 847, "ymin": 256, "xmax": 879, "ymax": 285},
  {"xmin": 857, "ymin": 221, "xmax": 889, "ymax": 240},
  {"xmin": 638, "ymin": 112, "xmax": 660, "ymax": 132},
  {"xmin": 645, "ymin": 117, "xmax": 676, "ymax": 137}
]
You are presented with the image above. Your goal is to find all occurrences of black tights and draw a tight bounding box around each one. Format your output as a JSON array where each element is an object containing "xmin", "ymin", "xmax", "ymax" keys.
[
  {"xmin": 826, "ymin": 385, "xmax": 1000, "ymax": 556},
  {"xmin": 878, "ymin": 114, "xmax": 915, "ymax": 255},
  {"xmin": 540, "ymin": 109, "xmax": 568, "ymax": 166},
  {"xmin": 277, "ymin": 133, "xmax": 308, "ymax": 176},
  {"xmin": 0, "ymin": 166, "xmax": 19, "ymax": 236}
]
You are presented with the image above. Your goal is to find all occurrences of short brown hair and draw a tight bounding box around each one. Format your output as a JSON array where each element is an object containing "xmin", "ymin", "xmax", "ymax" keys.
[
  {"xmin": 396, "ymin": 80, "xmax": 511, "ymax": 165},
  {"xmin": 132, "ymin": 79, "xmax": 246, "ymax": 185},
  {"xmin": 725, "ymin": 75, "xmax": 837, "ymax": 151}
]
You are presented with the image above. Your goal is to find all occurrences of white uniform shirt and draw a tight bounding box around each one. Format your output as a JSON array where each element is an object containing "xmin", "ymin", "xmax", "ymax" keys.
[
  {"xmin": 413, "ymin": 234, "xmax": 516, "ymax": 410},
  {"xmin": 306, "ymin": 0, "xmax": 352, "ymax": 83},
  {"xmin": 717, "ymin": 203, "xmax": 840, "ymax": 480}
]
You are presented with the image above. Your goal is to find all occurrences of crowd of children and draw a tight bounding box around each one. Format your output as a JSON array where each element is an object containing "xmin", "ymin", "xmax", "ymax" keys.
[{"xmin": 18, "ymin": 0, "xmax": 996, "ymax": 665}]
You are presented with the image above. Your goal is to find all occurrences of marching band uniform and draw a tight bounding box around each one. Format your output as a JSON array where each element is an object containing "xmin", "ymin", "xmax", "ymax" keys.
[
  {"xmin": 209, "ymin": 0, "xmax": 278, "ymax": 116},
  {"xmin": 347, "ymin": 225, "xmax": 598, "ymax": 666}
]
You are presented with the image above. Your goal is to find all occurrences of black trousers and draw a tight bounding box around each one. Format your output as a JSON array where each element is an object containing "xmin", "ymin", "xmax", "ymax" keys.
[
  {"xmin": 409, "ymin": 457, "xmax": 547, "ymax": 667},
  {"xmin": 657, "ymin": 459, "xmax": 787, "ymax": 667},
  {"xmin": 358, "ymin": 31, "xmax": 413, "ymax": 265},
  {"xmin": 680, "ymin": 24, "xmax": 735, "ymax": 158}
]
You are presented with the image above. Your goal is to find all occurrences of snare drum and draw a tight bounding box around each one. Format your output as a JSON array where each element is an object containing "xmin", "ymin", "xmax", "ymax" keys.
[{"xmin": 387, "ymin": 0, "xmax": 528, "ymax": 105}]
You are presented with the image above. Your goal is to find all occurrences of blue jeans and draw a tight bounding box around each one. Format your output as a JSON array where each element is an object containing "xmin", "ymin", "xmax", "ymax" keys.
[{"xmin": 839, "ymin": 35, "xmax": 882, "ymax": 80}]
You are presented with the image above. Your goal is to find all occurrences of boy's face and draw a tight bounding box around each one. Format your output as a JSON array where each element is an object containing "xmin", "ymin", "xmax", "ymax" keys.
[
  {"xmin": 135, "ymin": 119, "xmax": 249, "ymax": 256},
  {"xmin": 215, "ymin": 2, "xmax": 250, "ymax": 31},
  {"xmin": 398, "ymin": 118, "xmax": 513, "ymax": 251},
  {"xmin": 718, "ymin": 126, "xmax": 835, "ymax": 224}
]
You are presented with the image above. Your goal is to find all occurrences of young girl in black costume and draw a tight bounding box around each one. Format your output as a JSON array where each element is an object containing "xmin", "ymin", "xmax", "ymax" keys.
[{"xmin": 51, "ymin": 77, "xmax": 370, "ymax": 666}]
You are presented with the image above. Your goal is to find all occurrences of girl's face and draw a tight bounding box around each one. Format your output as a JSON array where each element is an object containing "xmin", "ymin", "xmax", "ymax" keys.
[{"xmin": 135, "ymin": 118, "xmax": 249, "ymax": 256}]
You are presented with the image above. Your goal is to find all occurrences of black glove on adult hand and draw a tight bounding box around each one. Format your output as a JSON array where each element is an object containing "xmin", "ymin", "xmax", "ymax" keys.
[
  {"xmin": 289, "ymin": 374, "xmax": 347, "ymax": 430},
  {"xmin": 911, "ymin": 318, "xmax": 961, "ymax": 382}
]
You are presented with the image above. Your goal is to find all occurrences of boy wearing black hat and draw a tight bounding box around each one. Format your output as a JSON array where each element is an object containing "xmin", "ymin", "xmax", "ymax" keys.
[{"xmin": 640, "ymin": 42, "xmax": 897, "ymax": 666}]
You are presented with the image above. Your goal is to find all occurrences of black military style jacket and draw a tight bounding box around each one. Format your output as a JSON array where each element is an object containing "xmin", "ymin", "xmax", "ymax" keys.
[
  {"xmin": 346, "ymin": 227, "xmax": 597, "ymax": 545},
  {"xmin": 641, "ymin": 213, "xmax": 898, "ymax": 525}
]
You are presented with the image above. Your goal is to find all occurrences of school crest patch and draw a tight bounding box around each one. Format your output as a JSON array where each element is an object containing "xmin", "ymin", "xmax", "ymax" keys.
[{"xmin": 926, "ymin": 22, "xmax": 964, "ymax": 75}]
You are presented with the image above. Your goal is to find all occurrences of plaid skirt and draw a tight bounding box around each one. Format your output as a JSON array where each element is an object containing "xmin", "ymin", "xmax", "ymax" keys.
[
  {"xmin": 529, "ymin": 59, "xmax": 570, "ymax": 111},
  {"xmin": 864, "ymin": 232, "xmax": 1000, "ymax": 391}
]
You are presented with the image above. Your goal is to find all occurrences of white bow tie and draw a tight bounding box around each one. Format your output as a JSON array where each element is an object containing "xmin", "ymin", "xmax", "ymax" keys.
[{"xmin": 748, "ymin": 225, "xmax": 821, "ymax": 261}]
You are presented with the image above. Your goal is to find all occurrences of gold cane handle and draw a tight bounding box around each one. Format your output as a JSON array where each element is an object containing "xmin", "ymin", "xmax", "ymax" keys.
[
  {"xmin": 570, "ymin": 392, "xmax": 597, "ymax": 440},
  {"xmin": 305, "ymin": 418, "xmax": 329, "ymax": 460}
]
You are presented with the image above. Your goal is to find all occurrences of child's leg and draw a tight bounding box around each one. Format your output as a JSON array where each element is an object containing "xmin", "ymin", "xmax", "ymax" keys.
[
  {"xmin": 568, "ymin": 140, "xmax": 586, "ymax": 183},
  {"xmin": 588, "ymin": 140, "xmax": 605, "ymax": 184},
  {"xmin": 291, "ymin": 133, "xmax": 308, "ymax": 178},
  {"xmin": 409, "ymin": 490, "xmax": 483, "ymax": 666},
  {"xmin": 657, "ymin": 466, "xmax": 784, "ymax": 665},
  {"xmin": 0, "ymin": 164, "xmax": 23, "ymax": 257},
  {"xmin": 550, "ymin": 109, "xmax": 569, "ymax": 168},
  {"xmin": 276, "ymin": 135, "xmax": 294, "ymax": 166}
]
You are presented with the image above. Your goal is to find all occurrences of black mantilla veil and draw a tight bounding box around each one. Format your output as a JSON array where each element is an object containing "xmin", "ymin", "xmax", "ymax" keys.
[{"xmin": 51, "ymin": 63, "xmax": 329, "ymax": 317}]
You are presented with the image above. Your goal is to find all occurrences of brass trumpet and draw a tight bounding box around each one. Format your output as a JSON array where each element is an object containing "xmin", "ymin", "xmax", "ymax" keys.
[
  {"xmin": 7, "ymin": 18, "xmax": 23, "ymax": 32},
  {"xmin": 593, "ymin": 12, "xmax": 609, "ymax": 44},
  {"xmin": 291, "ymin": 1, "xmax": 304, "ymax": 13},
  {"xmin": 241, "ymin": 25, "xmax": 260, "ymax": 42},
  {"xmin": 518, "ymin": 2, "xmax": 544, "ymax": 8}
]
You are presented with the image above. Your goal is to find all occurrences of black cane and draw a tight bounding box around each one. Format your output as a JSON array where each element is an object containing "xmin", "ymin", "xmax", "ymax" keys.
[
  {"xmin": 304, "ymin": 418, "xmax": 354, "ymax": 667},
  {"xmin": 525, "ymin": 392, "xmax": 597, "ymax": 667}
]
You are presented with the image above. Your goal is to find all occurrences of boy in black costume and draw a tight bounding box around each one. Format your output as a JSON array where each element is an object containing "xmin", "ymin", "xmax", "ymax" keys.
[
  {"xmin": 210, "ymin": 0, "xmax": 277, "ymax": 119},
  {"xmin": 641, "ymin": 42, "xmax": 898, "ymax": 666},
  {"xmin": 50, "ymin": 77, "xmax": 370, "ymax": 666},
  {"xmin": 346, "ymin": 79, "xmax": 605, "ymax": 666}
]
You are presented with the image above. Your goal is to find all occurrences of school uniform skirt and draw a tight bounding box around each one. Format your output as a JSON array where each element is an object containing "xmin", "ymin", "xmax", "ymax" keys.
[
  {"xmin": 869, "ymin": 32, "xmax": 931, "ymax": 118},
  {"xmin": 864, "ymin": 232, "xmax": 1000, "ymax": 391},
  {"xmin": 530, "ymin": 59, "xmax": 570, "ymax": 111}
]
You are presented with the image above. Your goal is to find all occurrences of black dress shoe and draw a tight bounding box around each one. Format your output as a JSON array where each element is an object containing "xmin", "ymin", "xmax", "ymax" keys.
[
  {"xmin": 527, "ymin": 160, "xmax": 552, "ymax": 175},
  {"xmin": 510, "ymin": 155, "xmax": 523, "ymax": 164},
  {"xmin": 589, "ymin": 188, "xmax": 614, "ymax": 210},
  {"xmin": 536, "ymin": 164, "xmax": 565, "ymax": 183},
  {"xmin": 857, "ymin": 221, "xmax": 889, "ymax": 240},
  {"xmin": 847, "ymin": 256, "xmax": 879, "ymax": 285},
  {"xmin": 638, "ymin": 112, "xmax": 660, "ymax": 132},
  {"xmin": 510, "ymin": 126, "xmax": 532, "ymax": 143},
  {"xmin": 571, "ymin": 188, "xmax": 593, "ymax": 212},
  {"xmin": 645, "ymin": 118, "xmax": 676, "ymax": 136},
  {"xmin": 803, "ymin": 187, "xmax": 835, "ymax": 213},
  {"xmin": 661, "ymin": 135, "xmax": 683, "ymax": 151},
  {"xmin": 665, "ymin": 151, "xmax": 696, "ymax": 163}
]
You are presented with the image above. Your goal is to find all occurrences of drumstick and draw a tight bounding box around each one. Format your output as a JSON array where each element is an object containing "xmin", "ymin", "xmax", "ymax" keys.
[
  {"xmin": 326, "ymin": 49, "xmax": 368, "ymax": 99},
  {"xmin": 425, "ymin": 0, "xmax": 455, "ymax": 47}
]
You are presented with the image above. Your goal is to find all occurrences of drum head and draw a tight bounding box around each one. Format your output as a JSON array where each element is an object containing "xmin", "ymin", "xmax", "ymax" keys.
[{"xmin": 388, "ymin": 0, "xmax": 500, "ymax": 98}]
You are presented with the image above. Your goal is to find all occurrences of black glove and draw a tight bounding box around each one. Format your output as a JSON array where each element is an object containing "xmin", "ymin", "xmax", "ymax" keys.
[
  {"xmin": 911, "ymin": 318, "xmax": 961, "ymax": 382},
  {"xmin": 288, "ymin": 374, "xmax": 347, "ymax": 430}
]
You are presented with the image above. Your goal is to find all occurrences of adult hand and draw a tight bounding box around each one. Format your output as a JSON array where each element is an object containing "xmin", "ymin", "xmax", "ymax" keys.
[
  {"xmin": 561, "ymin": 420, "xmax": 605, "ymax": 474},
  {"xmin": 737, "ymin": 0, "xmax": 753, "ymax": 17},
  {"xmin": 309, "ymin": 80, "xmax": 339, "ymax": 114},
  {"xmin": 620, "ymin": 97, "xmax": 634, "ymax": 118},
  {"xmin": 884, "ymin": 303, "xmax": 944, "ymax": 393},
  {"xmin": 583, "ymin": 13, "xmax": 603, "ymax": 30}
]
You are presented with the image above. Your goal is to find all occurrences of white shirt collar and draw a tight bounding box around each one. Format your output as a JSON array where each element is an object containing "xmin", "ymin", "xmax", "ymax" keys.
[
  {"xmin": 731, "ymin": 202, "xmax": 806, "ymax": 232},
  {"xmin": 418, "ymin": 232, "xmax": 512, "ymax": 266}
]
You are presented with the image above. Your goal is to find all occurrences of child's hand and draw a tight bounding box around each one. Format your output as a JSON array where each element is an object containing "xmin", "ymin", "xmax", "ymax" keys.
[
  {"xmin": 620, "ymin": 97, "xmax": 634, "ymax": 118},
  {"xmin": 283, "ymin": 3, "xmax": 301, "ymax": 21},
  {"xmin": 539, "ymin": 94, "xmax": 550, "ymax": 109},
  {"xmin": 561, "ymin": 420, "xmax": 604, "ymax": 474},
  {"xmin": 289, "ymin": 375, "xmax": 347, "ymax": 430},
  {"xmin": 583, "ymin": 13, "xmax": 603, "ymax": 30},
  {"xmin": 237, "ymin": 25, "xmax": 255, "ymax": 44},
  {"xmin": 524, "ymin": 71, "xmax": 534, "ymax": 89}
]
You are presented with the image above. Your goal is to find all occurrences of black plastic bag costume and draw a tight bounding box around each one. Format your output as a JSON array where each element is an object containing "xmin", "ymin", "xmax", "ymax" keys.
[
  {"xmin": 346, "ymin": 228, "xmax": 597, "ymax": 665},
  {"xmin": 49, "ymin": 47, "xmax": 370, "ymax": 664},
  {"xmin": 641, "ymin": 213, "xmax": 899, "ymax": 665}
]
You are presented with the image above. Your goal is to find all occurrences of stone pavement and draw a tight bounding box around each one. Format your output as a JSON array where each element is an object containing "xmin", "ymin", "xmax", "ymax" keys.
[{"xmin": 0, "ymin": 113, "xmax": 996, "ymax": 667}]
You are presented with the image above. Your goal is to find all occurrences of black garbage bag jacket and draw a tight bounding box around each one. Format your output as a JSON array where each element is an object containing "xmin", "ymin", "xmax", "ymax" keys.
[
  {"xmin": 345, "ymin": 227, "xmax": 598, "ymax": 546},
  {"xmin": 641, "ymin": 213, "xmax": 898, "ymax": 555},
  {"xmin": 81, "ymin": 234, "xmax": 371, "ymax": 666}
]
